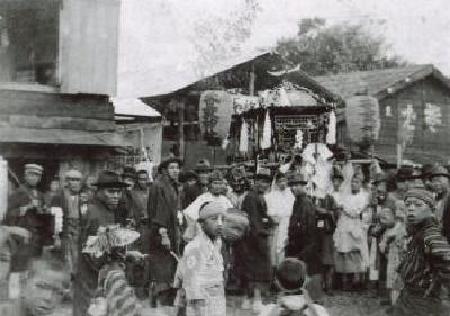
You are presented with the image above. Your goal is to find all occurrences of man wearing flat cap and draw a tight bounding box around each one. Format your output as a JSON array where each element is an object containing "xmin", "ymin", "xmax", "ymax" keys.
[
  {"xmin": 390, "ymin": 186, "xmax": 450, "ymax": 315},
  {"xmin": 5, "ymin": 163, "xmax": 47, "ymax": 268},
  {"xmin": 6, "ymin": 164, "xmax": 45, "ymax": 224},
  {"xmin": 73, "ymin": 170, "xmax": 128, "ymax": 316}
]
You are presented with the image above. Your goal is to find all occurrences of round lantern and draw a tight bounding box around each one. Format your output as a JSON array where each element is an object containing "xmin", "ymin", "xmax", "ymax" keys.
[{"xmin": 345, "ymin": 96, "xmax": 380, "ymax": 146}]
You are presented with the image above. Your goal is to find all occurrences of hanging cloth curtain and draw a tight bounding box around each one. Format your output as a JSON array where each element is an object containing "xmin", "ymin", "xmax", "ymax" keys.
[
  {"xmin": 239, "ymin": 119, "xmax": 249, "ymax": 153},
  {"xmin": 261, "ymin": 111, "xmax": 272, "ymax": 149},
  {"xmin": 326, "ymin": 110, "xmax": 336, "ymax": 144}
]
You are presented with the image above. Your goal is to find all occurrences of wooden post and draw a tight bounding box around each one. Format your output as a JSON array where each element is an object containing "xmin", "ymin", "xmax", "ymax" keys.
[
  {"xmin": 177, "ymin": 98, "xmax": 185, "ymax": 160},
  {"xmin": 396, "ymin": 143, "xmax": 402, "ymax": 168},
  {"xmin": 0, "ymin": 156, "xmax": 7, "ymax": 220},
  {"xmin": 249, "ymin": 63, "xmax": 255, "ymax": 97}
]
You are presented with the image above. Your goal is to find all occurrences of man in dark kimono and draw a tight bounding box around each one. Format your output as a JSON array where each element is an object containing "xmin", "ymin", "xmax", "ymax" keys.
[
  {"xmin": 73, "ymin": 171, "xmax": 128, "ymax": 316},
  {"xmin": 121, "ymin": 167, "xmax": 144, "ymax": 227},
  {"xmin": 147, "ymin": 157, "xmax": 182, "ymax": 308},
  {"xmin": 286, "ymin": 172, "xmax": 325, "ymax": 302},
  {"xmin": 121, "ymin": 166, "xmax": 150, "ymax": 298},
  {"xmin": 234, "ymin": 167, "xmax": 273, "ymax": 312},
  {"xmin": 392, "ymin": 187, "xmax": 450, "ymax": 316},
  {"xmin": 5, "ymin": 164, "xmax": 49, "ymax": 266}
]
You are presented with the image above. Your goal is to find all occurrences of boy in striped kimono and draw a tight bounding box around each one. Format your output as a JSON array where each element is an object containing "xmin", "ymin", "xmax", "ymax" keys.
[{"xmin": 392, "ymin": 187, "xmax": 450, "ymax": 316}]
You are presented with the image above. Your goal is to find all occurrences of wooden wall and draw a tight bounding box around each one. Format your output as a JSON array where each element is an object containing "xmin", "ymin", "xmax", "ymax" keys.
[
  {"xmin": 375, "ymin": 76, "xmax": 450, "ymax": 164},
  {"xmin": 60, "ymin": 0, "xmax": 120, "ymax": 95},
  {"xmin": 0, "ymin": 89, "xmax": 115, "ymax": 131}
]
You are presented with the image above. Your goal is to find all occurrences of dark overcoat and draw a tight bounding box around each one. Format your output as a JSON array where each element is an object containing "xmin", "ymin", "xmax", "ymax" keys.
[
  {"xmin": 147, "ymin": 173, "xmax": 180, "ymax": 292},
  {"xmin": 234, "ymin": 190, "xmax": 273, "ymax": 282},
  {"xmin": 73, "ymin": 198, "xmax": 126, "ymax": 316},
  {"xmin": 5, "ymin": 185, "xmax": 48, "ymax": 269},
  {"xmin": 287, "ymin": 192, "xmax": 324, "ymax": 275}
]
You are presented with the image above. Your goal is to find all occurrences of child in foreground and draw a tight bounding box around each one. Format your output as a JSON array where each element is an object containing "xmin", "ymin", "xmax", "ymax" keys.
[
  {"xmin": 174, "ymin": 201, "xmax": 227, "ymax": 316},
  {"xmin": 258, "ymin": 258, "xmax": 330, "ymax": 316}
]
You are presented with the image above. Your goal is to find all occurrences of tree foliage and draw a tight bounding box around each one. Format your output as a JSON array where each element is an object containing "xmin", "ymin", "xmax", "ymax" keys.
[{"xmin": 276, "ymin": 18, "xmax": 405, "ymax": 76}]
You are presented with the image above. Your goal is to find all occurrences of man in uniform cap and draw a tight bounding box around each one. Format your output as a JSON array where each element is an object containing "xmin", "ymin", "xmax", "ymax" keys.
[
  {"xmin": 181, "ymin": 159, "xmax": 213, "ymax": 210},
  {"xmin": 234, "ymin": 167, "xmax": 274, "ymax": 311},
  {"xmin": 5, "ymin": 163, "xmax": 48, "ymax": 266},
  {"xmin": 286, "ymin": 172, "xmax": 326, "ymax": 302},
  {"xmin": 195, "ymin": 159, "xmax": 213, "ymax": 190},
  {"xmin": 227, "ymin": 166, "xmax": 249, "ymax": 209}
]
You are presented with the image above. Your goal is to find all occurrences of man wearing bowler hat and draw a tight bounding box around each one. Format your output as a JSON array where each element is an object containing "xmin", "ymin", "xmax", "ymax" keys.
[{"xmin": 73, "ymin": 170, "xmax": 128, "ymax": 316}]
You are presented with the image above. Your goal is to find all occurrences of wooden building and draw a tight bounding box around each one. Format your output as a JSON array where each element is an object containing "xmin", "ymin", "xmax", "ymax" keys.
[
  {"xmin": 0, "ymin": 87, "xmax": 126, "ymax": 189},
  {"xmin": 314, "ymin": 65, "xmax": 450, "ymax": 165},
  {"xmin": 0, "ymin": 0, "xmax": 168, "ymax": 190},
  {"xmin": 143, "ymin": 53, "xmax": 341, "ymax": 168}
]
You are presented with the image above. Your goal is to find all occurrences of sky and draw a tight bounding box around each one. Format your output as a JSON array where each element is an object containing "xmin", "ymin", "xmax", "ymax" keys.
[
  {"xmin": 116, "ymin": 0, "xmax": 450, "ymax": 97},
  {"xmin": 249, "ymin": 0, "xmax": 450, "ymax": 75}
]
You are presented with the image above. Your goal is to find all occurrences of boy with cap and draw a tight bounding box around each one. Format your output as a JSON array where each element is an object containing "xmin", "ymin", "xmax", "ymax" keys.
[
  {"xmin": 391, "ymin": 186, "xmax": 450, "ymax": 315},
  {"xmin": 174, "ymin": 201, "xmax": 227, "ymax": 316}
]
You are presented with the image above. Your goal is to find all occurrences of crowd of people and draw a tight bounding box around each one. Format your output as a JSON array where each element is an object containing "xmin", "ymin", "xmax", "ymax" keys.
[{"xmin": 2, "ymin": 155, "xmax": 450, "ymax": 315}]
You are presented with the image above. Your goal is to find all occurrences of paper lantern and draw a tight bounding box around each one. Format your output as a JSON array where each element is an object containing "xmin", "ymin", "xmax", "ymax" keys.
[{"xmin": 345, "ymin": 96, "xmax": 380, "ymax": 145}]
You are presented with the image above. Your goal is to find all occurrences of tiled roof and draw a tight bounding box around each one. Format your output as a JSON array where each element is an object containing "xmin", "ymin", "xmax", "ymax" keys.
[{"xmin": 313, "ymin": 65, "xmax": 448, "ymax": 99}]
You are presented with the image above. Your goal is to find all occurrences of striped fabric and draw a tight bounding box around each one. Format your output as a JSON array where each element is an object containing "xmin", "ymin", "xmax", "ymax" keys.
[
  {"xmin": 397, "ymin": 219, "xmax": 450, "ymax": 297},
  {"xmin": 104, "ymin": 269, "xmax": 142, "ymax": 316}
]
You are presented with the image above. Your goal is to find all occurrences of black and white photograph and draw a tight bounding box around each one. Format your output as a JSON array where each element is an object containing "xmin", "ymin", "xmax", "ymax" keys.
[{"xmin": 0, "ymin": 0, "xmax": 449, "ymax": 315}]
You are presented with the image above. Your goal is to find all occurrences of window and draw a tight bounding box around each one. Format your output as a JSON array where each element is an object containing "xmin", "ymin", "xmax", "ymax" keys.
[{"xmin": 0, "ymin": 0, "xmax": 60, "ymax": 85}]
